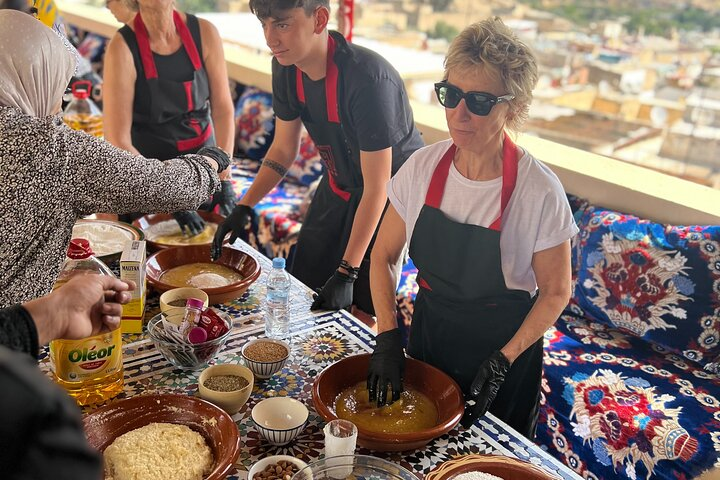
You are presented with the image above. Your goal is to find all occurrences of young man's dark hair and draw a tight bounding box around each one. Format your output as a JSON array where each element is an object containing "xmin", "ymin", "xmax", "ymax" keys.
[{"xmin": 249, "ymin": 0, "xmax": 329, "ymax": 19}]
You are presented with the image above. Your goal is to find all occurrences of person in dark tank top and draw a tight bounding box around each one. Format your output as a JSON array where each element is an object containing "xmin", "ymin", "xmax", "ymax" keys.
[{"xmin": 103, "ymin": 0, "xmax": 237, "ymax": 235}]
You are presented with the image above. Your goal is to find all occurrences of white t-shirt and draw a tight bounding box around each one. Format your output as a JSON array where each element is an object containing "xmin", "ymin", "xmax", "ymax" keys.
[{"xmin": 387, "ymin": 138, "xmax": 579, "ymax": 294}]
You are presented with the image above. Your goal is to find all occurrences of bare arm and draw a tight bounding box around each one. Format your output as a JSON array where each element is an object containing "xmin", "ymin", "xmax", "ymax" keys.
[
  {"xmin": 103, "ymin": 32, "xmax": 140, "ymax": 155},
  {"xmin": 370, "ymin": 204, "xmax": 407, "ymax": 333},
  {"xmin": 199, "ymin": 19, "xmax": 234, "ymax": 180},
  {"xmin": 500, "ymin": 240, "xmax": 572, "ymax": 363},
  {"xmin": 342, "ymin": 147, "xmax": 393, "ymax": 269},
  {"xmin": 238, "ymin": 117, "xmax": 303, "ymax": 207}
]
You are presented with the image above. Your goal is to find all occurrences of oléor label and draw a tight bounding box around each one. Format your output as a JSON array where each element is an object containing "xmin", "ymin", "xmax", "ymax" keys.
[{"xmin": 50, "ymin": 329, "xmax": 122, "ymax": 382}]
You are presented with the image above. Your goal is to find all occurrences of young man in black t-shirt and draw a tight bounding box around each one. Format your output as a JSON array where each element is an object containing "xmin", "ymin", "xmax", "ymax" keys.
[{"xmin": 213, "ymin": 0, "xmax": 423, "ymax": 315}]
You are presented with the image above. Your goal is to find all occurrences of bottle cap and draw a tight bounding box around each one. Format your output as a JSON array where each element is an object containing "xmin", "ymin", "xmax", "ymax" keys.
[
  {"xmin": 187, "ymin": 327, "xmax": 208, "ymax": 344},
  {"xmin": 67, "ymin": 238, "xmax": 94, "ymax": 259},
  {"xmin": 185, "ymin": 298, "xmax": 205, "ymax": 310},
  {"xmin": 272, "ymin": 257, "xmax": 286, "ymax": 269}
]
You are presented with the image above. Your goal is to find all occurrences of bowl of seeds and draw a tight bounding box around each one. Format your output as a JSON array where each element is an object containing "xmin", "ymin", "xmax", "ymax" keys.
[
  {"xmin": 198, "ymin": 364, "xmax": 254, "ymax": 415},
  {"xmin": 247, "ymin": 455, "xmax": 308, "ymax": 480},
  {"xmin": 241, "ymin": 338, "xmax": 291, "ymax": 379}
]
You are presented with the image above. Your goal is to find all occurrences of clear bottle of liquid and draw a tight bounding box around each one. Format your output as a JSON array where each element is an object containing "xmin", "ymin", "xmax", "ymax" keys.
[
  {"xmin": 265, "ymin": 257, "xmax": 291, "ymax": 339},
  {"xmin": 49, "ymin": 238, "xmax": 124, "ymax": 406},
  {"xmin": 62, "ymin": 80, "xmax": 103, "ymax": 137}
]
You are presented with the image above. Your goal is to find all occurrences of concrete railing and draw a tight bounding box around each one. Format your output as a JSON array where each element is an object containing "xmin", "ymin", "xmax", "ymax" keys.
[{"xmin": 59, "ymin": 2, "xmax": 720, "ymax": 225}]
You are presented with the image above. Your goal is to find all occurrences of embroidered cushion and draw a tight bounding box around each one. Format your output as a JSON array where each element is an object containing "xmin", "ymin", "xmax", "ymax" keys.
[
  {"xmin": 234, "ymin": 87, "xmax": 275, "ymax": 161},
  {"xmin": 285, "ymin": 128, "xmax": 323, "ymax": 187},
  {"xmin": 573, "ymin": 207, "xmax": 720, "ymax": 373}
]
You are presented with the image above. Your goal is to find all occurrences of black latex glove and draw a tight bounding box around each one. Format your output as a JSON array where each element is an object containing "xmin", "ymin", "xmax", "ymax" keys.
[
  {"xmin": 310, "ymin": 270, "xmax": 355, "ymax": 311},
  {"xmin": 461, "ymin": 350, "xmax": 511, "ymax": 428},
  {"xmin": 211, "ymin": 204, "xmax": 255, "ymax": 260},
  {"xmin": 172, "ymin": 210, "xmax": 205, "ymax": 237},
  {"xmin": 367, "ymin": 329, "xmax": 405, "ymax": 407},
  {"xmin": 201, "ymin": 180, "xmax": 236, "ymax": 217},
  {"xmin": 196, "ymin": 146, "xmax": 230, "ymax": 173}
]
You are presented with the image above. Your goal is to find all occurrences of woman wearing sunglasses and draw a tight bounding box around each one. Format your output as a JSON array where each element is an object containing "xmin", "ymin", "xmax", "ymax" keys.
[{"xmin": 367, "ymin": 17, "xmax": 578, "ymax": 439}]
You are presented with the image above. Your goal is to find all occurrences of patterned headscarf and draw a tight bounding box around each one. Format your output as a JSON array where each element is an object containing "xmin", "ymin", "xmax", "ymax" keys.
[{"xmin": 0, "ymin": 9, "xmax": 77, "ymax": 117}]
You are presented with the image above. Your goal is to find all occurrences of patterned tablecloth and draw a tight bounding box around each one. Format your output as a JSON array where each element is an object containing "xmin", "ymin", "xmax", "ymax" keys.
[{"xmin": 39, "ymin": 242, "xmax": 580, "ymax": 480}]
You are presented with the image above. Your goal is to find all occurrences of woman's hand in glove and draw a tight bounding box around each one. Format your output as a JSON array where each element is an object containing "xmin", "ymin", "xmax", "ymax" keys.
[
  {"xmin": 211, "ymin": 204, "xmax": 255, "ymax": 261},
  {"xmin": 310, "ymin": 270, "xmax": 355, "ymax": 311},
  {"xmin": 173, "ymin": 210, "xmax": 205, "ymax": 237},
  {"xmin": 461, "ymin": 350, "xmax": 511, "ymax": 428},
  {"xmin": 367, "ymin": 329, "xmax": 405, "ymax": 407}
]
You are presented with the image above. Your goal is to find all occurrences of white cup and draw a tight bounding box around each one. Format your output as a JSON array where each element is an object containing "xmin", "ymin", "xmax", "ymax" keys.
[{"xmin": 323, "ymin": 419, "xmax": 358, "ymax": 478}]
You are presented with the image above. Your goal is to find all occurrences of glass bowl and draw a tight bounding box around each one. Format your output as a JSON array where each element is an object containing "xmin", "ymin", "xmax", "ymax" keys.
[
  {"xmin": 292, "ymin": 455, "xmax": 419, "ymax": 480},
  {"xmin": 146, "ymin": 310, "xmax": 232, "ymax": 369}
]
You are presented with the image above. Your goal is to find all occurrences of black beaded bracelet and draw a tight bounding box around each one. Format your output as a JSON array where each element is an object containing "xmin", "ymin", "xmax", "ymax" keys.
[
  {"xmin": 339, "ymin": 260, "xmax": 360, "ymax": 280},
  {"xmin": 197, "ymin": 146, "xmax": 230, "ymax": 173}
]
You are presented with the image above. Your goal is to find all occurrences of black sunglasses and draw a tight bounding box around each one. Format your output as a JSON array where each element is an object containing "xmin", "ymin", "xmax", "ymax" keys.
[{"xmin": 434, "ymin": 82, "xmax": 514, "ymax": 116}]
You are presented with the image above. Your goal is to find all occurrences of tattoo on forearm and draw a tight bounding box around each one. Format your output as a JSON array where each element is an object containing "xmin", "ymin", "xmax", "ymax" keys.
[{"xmin": 262, "ymin": 158, "xmax": 287, "ymax": 177}]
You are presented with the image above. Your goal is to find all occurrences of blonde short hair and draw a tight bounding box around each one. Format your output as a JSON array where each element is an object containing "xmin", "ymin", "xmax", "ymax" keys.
[{"xmin": 444, "ymin": 17, "xmax": 538, "ymax": 132}]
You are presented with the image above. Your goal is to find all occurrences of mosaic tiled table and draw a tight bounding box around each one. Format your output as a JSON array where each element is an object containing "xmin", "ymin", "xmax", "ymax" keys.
[{"xmin": 39, "ymin": 241, "xmax": 580, "ymax": 480}]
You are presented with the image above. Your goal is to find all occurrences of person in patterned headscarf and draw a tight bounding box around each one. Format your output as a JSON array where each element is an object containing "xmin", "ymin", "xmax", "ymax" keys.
[{"xmin": 0, "ymin": 9, "xmax": 231, "ymax": 307}]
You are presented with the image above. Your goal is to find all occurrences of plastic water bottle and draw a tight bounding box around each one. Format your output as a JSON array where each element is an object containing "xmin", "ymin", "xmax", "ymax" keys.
[{"xmin": 265, "ymin": 257, "xmax": 291, "ymax": 339}]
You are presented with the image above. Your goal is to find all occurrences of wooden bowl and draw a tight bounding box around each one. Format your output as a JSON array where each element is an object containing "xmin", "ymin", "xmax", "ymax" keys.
[
  {"xmin": 312, "ymin": 353, "xmax": 464, "ymax": 452},
  {"xmin": 82, "ymin": 394, "xmax": 241, "ymax": 480},
  {"xmin": 133, "ymin": 211, "xmax": 226, "ymax": 252},
  {"xmin": 425, "ymin": 454, "xmax": 558, "ymax": 480},
  {"xmin": 145, "ymin": 245, "xmax": 261, "ymax": 305}
]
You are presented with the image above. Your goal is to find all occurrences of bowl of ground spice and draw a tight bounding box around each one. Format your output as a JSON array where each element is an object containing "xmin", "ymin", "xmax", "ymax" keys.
[
  {"xmin": 241, "ymin": 339, "xmax": 291, "ymax": 379},
  {"xmin": 198, "ymin": 364, "xmax": 254, "ymax": 414}
]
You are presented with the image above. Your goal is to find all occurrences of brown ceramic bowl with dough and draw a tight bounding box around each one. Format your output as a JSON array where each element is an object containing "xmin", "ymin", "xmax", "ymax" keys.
[
  {"xmin": 312, "ymin": 353, "xmax": 464, "ymax": 452},
  {"xmin": 145, "ymin": 244, "xmax": 261, "ymax": 305},
  {"xmin": 82, "ymin": 393, "xmax": 241, "ymax": 480},
  {"xmin": 133, "ymin": 211, "xmax": 226, "ymax": 252},
  {"xmin": 425, "ymin": 453, "xmax": 558, "ymax": 480}
]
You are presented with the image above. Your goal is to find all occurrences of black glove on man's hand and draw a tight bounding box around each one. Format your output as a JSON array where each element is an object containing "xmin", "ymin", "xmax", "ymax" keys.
[
  {"xmin": 201, "ymin": 180, "xmax": 236, "ymax": 217},
  {"xmin": 461, "ymin": 350, "xmax": 511, "ymax": 428},
  {"xmin": 196, "ymin": 146, "xmax": 230, "ymax": 173},
  {"xmin": 173, "ymin": 210, "xmax": 205, "ymax": 237},
  {"xmin": 211, "ymin": 204, "xmax": 255, "ymax": 260},
  {"xmin": 367, "ymin": 329, "xmax": 405, "ymax": 407},
  {"xmin": 310, "ymin": 270, "xmax": 355, "ymax": 311}
]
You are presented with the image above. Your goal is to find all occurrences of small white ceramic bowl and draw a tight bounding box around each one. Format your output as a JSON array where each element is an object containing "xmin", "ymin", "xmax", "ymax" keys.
[
  {"xmin": 251, "ymin": 397, "xmax": 308, "ymax": 446},
  {"xmin": 241, "ymin": 338, "xmax": 291, "ymax": 379},
  {"xmin": 159, "ymin": 287, "xmax": 209, "ymax": 316},
  {"xmin": 198, "ymin": 364, "xmax": 254, "ymax": 415},
  {"xmin": 247, "ymin": 455, "xmax": 309, "ymax": 480}
]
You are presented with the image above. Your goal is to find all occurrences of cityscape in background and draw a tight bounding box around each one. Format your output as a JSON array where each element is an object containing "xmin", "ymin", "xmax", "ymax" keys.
[{"xmin": 88, "ymin": 0, "xmax": 720, "ymax": 188}]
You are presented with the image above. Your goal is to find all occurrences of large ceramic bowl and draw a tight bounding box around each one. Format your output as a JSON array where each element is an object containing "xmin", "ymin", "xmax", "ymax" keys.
[
  {"xmin": 312, "ymin": 353, "xmax": 464, "ymax": 452},
  {"xmin": 83, "ymin": 393, "xmax": 241, "ymax": 480},
  {"xmin": 292, "ymin": 455, "xmax": 419, "ymax": 480},
  {"xmin": 146, "ymin": 245, "xmax": 261, "ymax": 305},
  {"xmin": 71, "ymin": 219, "xmax": 143, "ymax": 264},
  {"xmin": 133, "ymin": 211, "xmax": 226, "ymax": 251},
  {"xmin": 424, "ymin": 454, "xmax": 558, "ymax": 480}
]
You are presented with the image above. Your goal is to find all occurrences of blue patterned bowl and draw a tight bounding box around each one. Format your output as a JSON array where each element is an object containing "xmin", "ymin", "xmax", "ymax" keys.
[
  {"xmin": 251, "ymin": 397, "xmax": 308, "ymax": 446},
  {"xmin": 241, "ymin": 338, "xmax": 290, "ymax": 379}
]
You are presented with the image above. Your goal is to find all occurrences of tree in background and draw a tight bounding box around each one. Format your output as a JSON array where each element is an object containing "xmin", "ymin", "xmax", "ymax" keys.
[
  {"xmin": 175, "ymin": 0, "xmax": 217, "ymax": 13},
  {"xmin": 427, "ymin": 20, "xmax": 458, "ymax": 42},
  {"xmin": 427, "ymin": 0, "xmax": 453, "ymax": 13}
]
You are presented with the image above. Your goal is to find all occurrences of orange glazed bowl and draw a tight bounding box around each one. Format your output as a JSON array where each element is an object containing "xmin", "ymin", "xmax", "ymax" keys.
[
  {"xmin": 312, "ymin": 353, "xmax": 464, "ymax": 452},
  {"xmin": 133, "ymin": 211, "xmax": 227, "ymax": 252},
  {"xmin": 146, "ymin": 245, "xmax": 261, "ymax": 305},
  {"xmin": 83, "ymin": 394, "xmax": 241, "ymax": 480},
  {"xmin": 425, "ymin": 454, "xmax": 558, "ymax": 480}
]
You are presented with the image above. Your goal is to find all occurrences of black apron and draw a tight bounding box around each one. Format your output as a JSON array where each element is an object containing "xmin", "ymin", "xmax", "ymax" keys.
[
  {"xmin": 406, "ymin": 135, "xmax": 543, "ymax": 438},
  {"xmin": 130, "ymin": 11, "xmax": 215, "ymax": 160},
  {"xmin": 289, "ymin": 35, "xmax": 375, "ymax": 313}
]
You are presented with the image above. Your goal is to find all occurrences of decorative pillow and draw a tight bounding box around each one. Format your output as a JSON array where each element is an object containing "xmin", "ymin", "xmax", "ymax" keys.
[
  {"xmin": 234, "ymin": 87, "xmax": 275, "ymax": 161},
  {"xmin": 285, "ymin": 128, "xmax": 323, "ymax": 187},
  {"xmin": 574, "ymin": 207, "xmax": 720, "ymax": 373},
  {"xmin": 566, "ymin": 193, "xmax": 591, "ymax": 274}
]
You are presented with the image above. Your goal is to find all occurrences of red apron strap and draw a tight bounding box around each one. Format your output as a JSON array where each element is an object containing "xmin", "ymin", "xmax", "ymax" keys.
[
  {"xmin": 294, "ymin": 35, "xmax": 340, "ymax": 124},
  {"xmin": 132, "ymin": 14, "xmax": 158, "ymax": 80},
  {"xmin": 424, "ymin": 144, "xmax": 455, "ymax": 209},
  {"xmin": 488, "ymin": 133, "xmax": 519, "ymax": 232},
  {"xmin": 173, "ymin": 10, "xmax": 202, "ymax": 71},
  {"xmin": 176, "ymin": 123, "xmax": 213, "ymax": 152},
  {"xmin": 133, "ymin": 11, "xmax": 202, "ymax": 81}
]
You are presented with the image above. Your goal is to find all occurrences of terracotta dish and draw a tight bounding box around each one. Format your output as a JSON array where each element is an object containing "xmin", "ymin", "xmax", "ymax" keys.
[
  {"xmin": 312, "ymin": 353, "xmax": 464, "ymax": 452},
  {"xmin": 424, "ymin": 454, "xmax": 558, "ymax": 480},
  {"xmin": 133, "ymin": 211, "xmax": 226, "ymax": 251},
  {"xmin": 145, "ymin": 245, "xmax": 261, "ymax": 304},
  {"xmin": 82, "ymin": 394, "xmax": 241, "ymax": 480},
  {"xmin": 71, "ymin": 219, "xmax": 143, "ymax": 264}
]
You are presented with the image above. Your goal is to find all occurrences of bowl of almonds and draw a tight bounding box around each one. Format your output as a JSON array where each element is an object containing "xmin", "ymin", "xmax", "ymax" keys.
[
  {"xmin": 198, "ymin": 364, "xmax": 254, "ymax": 414},
  {"xmin": 247, "ymin": 455, "xmax": 309, "ymax": 480}
]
